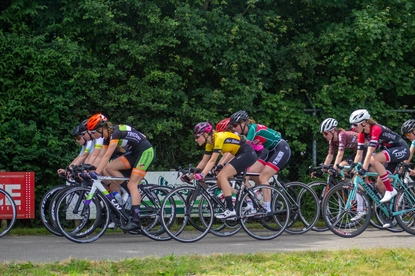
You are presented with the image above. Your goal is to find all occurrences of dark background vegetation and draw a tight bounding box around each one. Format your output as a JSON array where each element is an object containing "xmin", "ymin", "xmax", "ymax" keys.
[{"xmin": 0, "ymin": 0, "xmax": 414, "ymax": 226}]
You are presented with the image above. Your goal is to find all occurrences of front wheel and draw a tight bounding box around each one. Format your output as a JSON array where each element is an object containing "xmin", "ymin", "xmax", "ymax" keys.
[
  {"xmin": 322, "ymin": 183, "xmax": 371, "ymax": 238},
  {"xmin": 394, "ymin": 183, "xmax": 415, "ymax": 235}
]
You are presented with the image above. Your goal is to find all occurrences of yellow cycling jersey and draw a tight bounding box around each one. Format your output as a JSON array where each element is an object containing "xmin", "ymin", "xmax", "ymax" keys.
[{"xmin": 205, "ymin": 131, "xmax": 244, "ymax": 155}]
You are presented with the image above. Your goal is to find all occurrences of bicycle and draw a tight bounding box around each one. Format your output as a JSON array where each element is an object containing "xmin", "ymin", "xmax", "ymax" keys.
[
  {"xmin": 321, "ymin": 162, "xmax": 415, "ymax": 238},
  {"xmin": 176, "ymin": 165, "xmax": 245, "ymax": 238},
  {"xmin": 307, "ymin": 164, "xmax": 351, "ymax": 232},
  {"xmin": 160, "ymin": 166, "xmax": 291, "ymax": 243},
  {"xmin": 0, "ymin": 187, "xmax": 17, "ymax": 237},
  {"xmin": 50, "ymin": 165, "xmax": 174, "ymax": 243}
]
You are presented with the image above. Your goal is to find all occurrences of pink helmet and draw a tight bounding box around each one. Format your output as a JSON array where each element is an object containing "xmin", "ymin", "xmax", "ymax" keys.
[{"xmin": 193, "ymin": 122, "xmax": 212, "ymax": 138}]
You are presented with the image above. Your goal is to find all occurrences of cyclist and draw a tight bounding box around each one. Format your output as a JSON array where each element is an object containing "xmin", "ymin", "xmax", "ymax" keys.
[
  {"xmin": 56, "ymin": 121, "xmax": 93, "ymax": 176},
  {"xmin": 350, "ymin": 109, "xmax": 410, "ymax": 203},
  {"xmin": 86, "ymin": 113, "xmax": 155, "ymax": 230},
  {"xmin": 318, "ymin": 118, "xmax": 360, "ymax": 174},
  {"xmin": 401, "ymin": 119, "xmax": 415, "ymax": 176},
  {"xmin": 189, "ymin": 122, "xmax": 257, "ymax": 219},
  {"xmin": 230, "ymin": 110, "xmax": 291, "ymax": 212}
]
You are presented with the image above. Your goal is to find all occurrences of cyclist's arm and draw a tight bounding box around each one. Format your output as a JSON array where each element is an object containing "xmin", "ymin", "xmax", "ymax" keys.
[
  {"xmin": 333, "ymin": 150, "xmax": 345, "ymax": 170},
  {"xmin": 71, "ymin": 152, "xmax": 89, "ymax": 166},
  {"xmin": 200, "ymin": 152, "xmax": 220, "ymax": 177},
  {"xmin": 404, "ymin": 144, "xmax": 415, "ymax": 164},
  {"xmin": 92, "ymin": 145, "xmax": 108, "ymax": 168},
  {"xmin": 323, "ymin": 154, "xmax": 334, "ymax": 166},
  {"xmin": 362, "ymin": 146, "xmax": 375, "ymax": 170},
  {"xmin": 95, "ymin": 142, "xmax": 117, "ymax": 174},
  {"xmin": 218, "ymin": 152, "xmax": 234, "ymax": 166},
  {"xmin": 196, "ymin": 153, "xmax": 212, "ymax": 170}
]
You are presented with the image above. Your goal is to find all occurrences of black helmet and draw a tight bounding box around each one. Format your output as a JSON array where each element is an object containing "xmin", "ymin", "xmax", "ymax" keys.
[
  {"xmin": 401, "ymin": 119, "xmax": 415, "ymax": 135},
  {"xmin": 79, "ymin": 119, "xmax": 88, "ymax": 133},
  {"xmin": 71, "ymin": 119, "xmax": 88, "ymax": 137},
  {"xmin": 71, "ymin": 125, "xmax": 82, "ymax": 137},
  {"xmin": 230, "ymin": 110, "xmax": 249, "ymax": 124}
]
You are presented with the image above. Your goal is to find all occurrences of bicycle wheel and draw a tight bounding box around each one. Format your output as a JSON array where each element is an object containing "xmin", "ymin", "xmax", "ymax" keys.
[
  {"xmin": 394, "ymin": 183, "xmax": 415, "ymax": 235},
  {"xmin": 0, "ymin": 188, "xmax": 17, "ymax": 237},
  {"xmin": 239, "ymin": 185, "xmax": 290, "ymax": 240},
  {"xmin": 308, "ymin": 181, "xmax": 330, "ymax": 232},
  {"xmin": 322, "ymin": 183, "xmax": 371, "ymax": 238},
  {"xmin": 49, "ymin": 185, "xmax": 80, "ymax": 233},
  {"xmin": 160, "ymin": 186, "xmax": 214, "ymax": 243},
  {"xmin": 200, "ymin": 184, "xmax": 241, "ymax": 237},
  {"xmin": 140, "ymin": 185, "xmax": 174, "ymax": 241},
  {"xmin": 282, "ymin": 182, "xmax": 319, "ymax": 234},
  {"xmin": 55, "ymin": 186, "xmax": 109, "ymax": 243},
  {"xmin": 39, "ymin": 185, "xmax": 70, "ymax": 236}
]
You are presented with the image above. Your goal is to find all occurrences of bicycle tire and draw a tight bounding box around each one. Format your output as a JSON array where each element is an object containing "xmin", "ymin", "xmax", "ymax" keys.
[
  {"xmin": 0, "ymin": 188, "xmax": 17, "ymax": 237},
  {"xmin": 39, "ymin": 185, "xmax": 68, "ymax": 236},
  {"xmin": 160, "ymin": 186, "xmax": 214, "ymax": 243},
  {"xmin": 394, "ymin": 183, "xmax": 415, "ymax": 235},
  {"xmin": 283, "ymin": 182, "xmax": 320, "ymax": 234},
  {"xmin": 49, "ymin": 185, "xmax": 81, "ymax": 233},
  {"xmin": 307, "ymin": 181, "xmax": 330, "ymax": 232},
  {"xmin": 239, "ymin": 185, "xmax": 290, "ymax": 240},
  {"xmin": 322, "ymin": 183, "xmax": 371, "ymax": 238},
  {"xmin": 55, "ymin": 186, "xmax": 109, "ymax": 243}
]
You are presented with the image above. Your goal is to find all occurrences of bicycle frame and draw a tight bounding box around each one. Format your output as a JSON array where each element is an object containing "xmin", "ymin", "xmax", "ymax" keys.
[{"xmin": 346, "ymin": 164, "xmax": 415, "ymax": 218}]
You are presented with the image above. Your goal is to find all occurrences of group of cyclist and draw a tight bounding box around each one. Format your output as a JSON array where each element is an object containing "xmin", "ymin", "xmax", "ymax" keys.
[
  {"xmin": 319, "ymin": 109, "xmax": 415, "ymax": 224},
  {"xmin": 60, "ymin": 108, "xmax": 415, "ymax": 227},
  {"xmin": 60, "ymin": 114, "xmax": 155, "ymax": 231}
]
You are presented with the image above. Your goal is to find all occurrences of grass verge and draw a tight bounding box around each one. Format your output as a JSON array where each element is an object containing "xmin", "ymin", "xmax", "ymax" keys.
[{"xmin": 1, "ymin": 248, "xmax": 414, "ymax": 275}]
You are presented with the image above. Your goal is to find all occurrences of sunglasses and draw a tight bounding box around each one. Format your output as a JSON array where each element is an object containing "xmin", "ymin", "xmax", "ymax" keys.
[
  {"xmin": 352, "ymin": 123, "xmax": 361, "ymax": 127},
  {"xmin": 74, "ymin": 135, "xmax": 83, "ymax": 141},
  {"xmin": 405, "ymin": 133, "xmax": 412, "ymax": 138},
  {"xmin": 322, "ymin": 131, "xmax": 329, "ymax": 136},
  {"xmin": 232, "ymin": 123, "xmax": 239, "ymax": 128}
]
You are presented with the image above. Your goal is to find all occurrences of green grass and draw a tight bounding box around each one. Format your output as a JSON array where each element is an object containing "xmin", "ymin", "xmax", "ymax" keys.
[{"xmin": 1, "ymin": 248, "xmax": 414, "ymax": 275}]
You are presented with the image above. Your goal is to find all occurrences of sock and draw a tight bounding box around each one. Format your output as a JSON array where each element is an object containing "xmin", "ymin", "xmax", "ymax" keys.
[
  {"xmin": 380, "ymin": 173, "xmax": 393, "ymax": 191},
  {"xmin": 225, "ymin": 196, "xmax": 234, "ymax": 211},
  {"xmin": 132, "ymin": 205, "xmax": 140, "ymax": 222},
  {"xmin": 264, "ymin": 202, "xmax": 271, "ymax": 212}
]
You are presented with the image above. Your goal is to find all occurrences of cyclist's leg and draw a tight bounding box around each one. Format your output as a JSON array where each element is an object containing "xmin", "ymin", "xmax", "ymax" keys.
[
  {"xmin": 258, "ymin": 140, "xmax": 291, "ymax": 211},
  {"xmin": 123, "ymin": 147, "xmax": 155, "ymax": 229}
]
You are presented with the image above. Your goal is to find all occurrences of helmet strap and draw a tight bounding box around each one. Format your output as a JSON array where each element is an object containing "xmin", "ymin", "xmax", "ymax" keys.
[{"xmin": 86, "ymin": 131, "xmax": 94, "ymax": 141}]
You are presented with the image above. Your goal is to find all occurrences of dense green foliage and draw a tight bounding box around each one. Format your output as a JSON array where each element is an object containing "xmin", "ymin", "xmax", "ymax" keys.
[{"xmin": 0, "ymin": 0, "xmax": 414, "ymax": 225}]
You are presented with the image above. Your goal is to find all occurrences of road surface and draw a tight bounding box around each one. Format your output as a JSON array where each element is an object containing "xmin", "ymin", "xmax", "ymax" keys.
[{"xmin": 1, "ymin": 228, "xmax": 414, "ymax": 263}]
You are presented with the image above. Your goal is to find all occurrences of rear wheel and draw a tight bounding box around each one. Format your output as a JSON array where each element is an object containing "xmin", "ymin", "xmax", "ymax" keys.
[
  {"xmin": 0, "ymin": 189, "xmax": 17, "ymax": 238},
  {"xmin": 239, "ymin": 185, "xmax": 290, "ymax": 240}
]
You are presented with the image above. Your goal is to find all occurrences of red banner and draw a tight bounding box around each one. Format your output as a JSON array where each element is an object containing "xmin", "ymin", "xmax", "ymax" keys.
[{"xmin": 0, "ymin": 172, "xmax": 35, "ymax": 219}]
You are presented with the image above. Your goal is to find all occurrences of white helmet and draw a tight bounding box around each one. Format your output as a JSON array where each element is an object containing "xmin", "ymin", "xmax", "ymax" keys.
[
  {"xmin": 349, "ymin": 109, "xmax": 370, "ymax": 124},
  {"xmin": 320, "ymin": 118, "xmax": 338, "ymax": 133}
]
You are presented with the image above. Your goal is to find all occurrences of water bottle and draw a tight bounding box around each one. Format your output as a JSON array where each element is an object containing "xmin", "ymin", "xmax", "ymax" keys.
[
  {"xmin": 124, "ymin": 195, "xmax": 132, "ymax": 211},
  {"xmin": 112, "ymin": 191, "xmax": 124, "ymax": 205},
  {"xmin": 255, "ymin": 190, "xmax": 262, "ymax": 201}
]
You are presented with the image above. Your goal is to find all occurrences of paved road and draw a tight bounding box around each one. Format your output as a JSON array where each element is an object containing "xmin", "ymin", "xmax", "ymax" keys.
[{"xmin": 1, "ymin": 228, "xmax": 414, "ymax": 263}]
